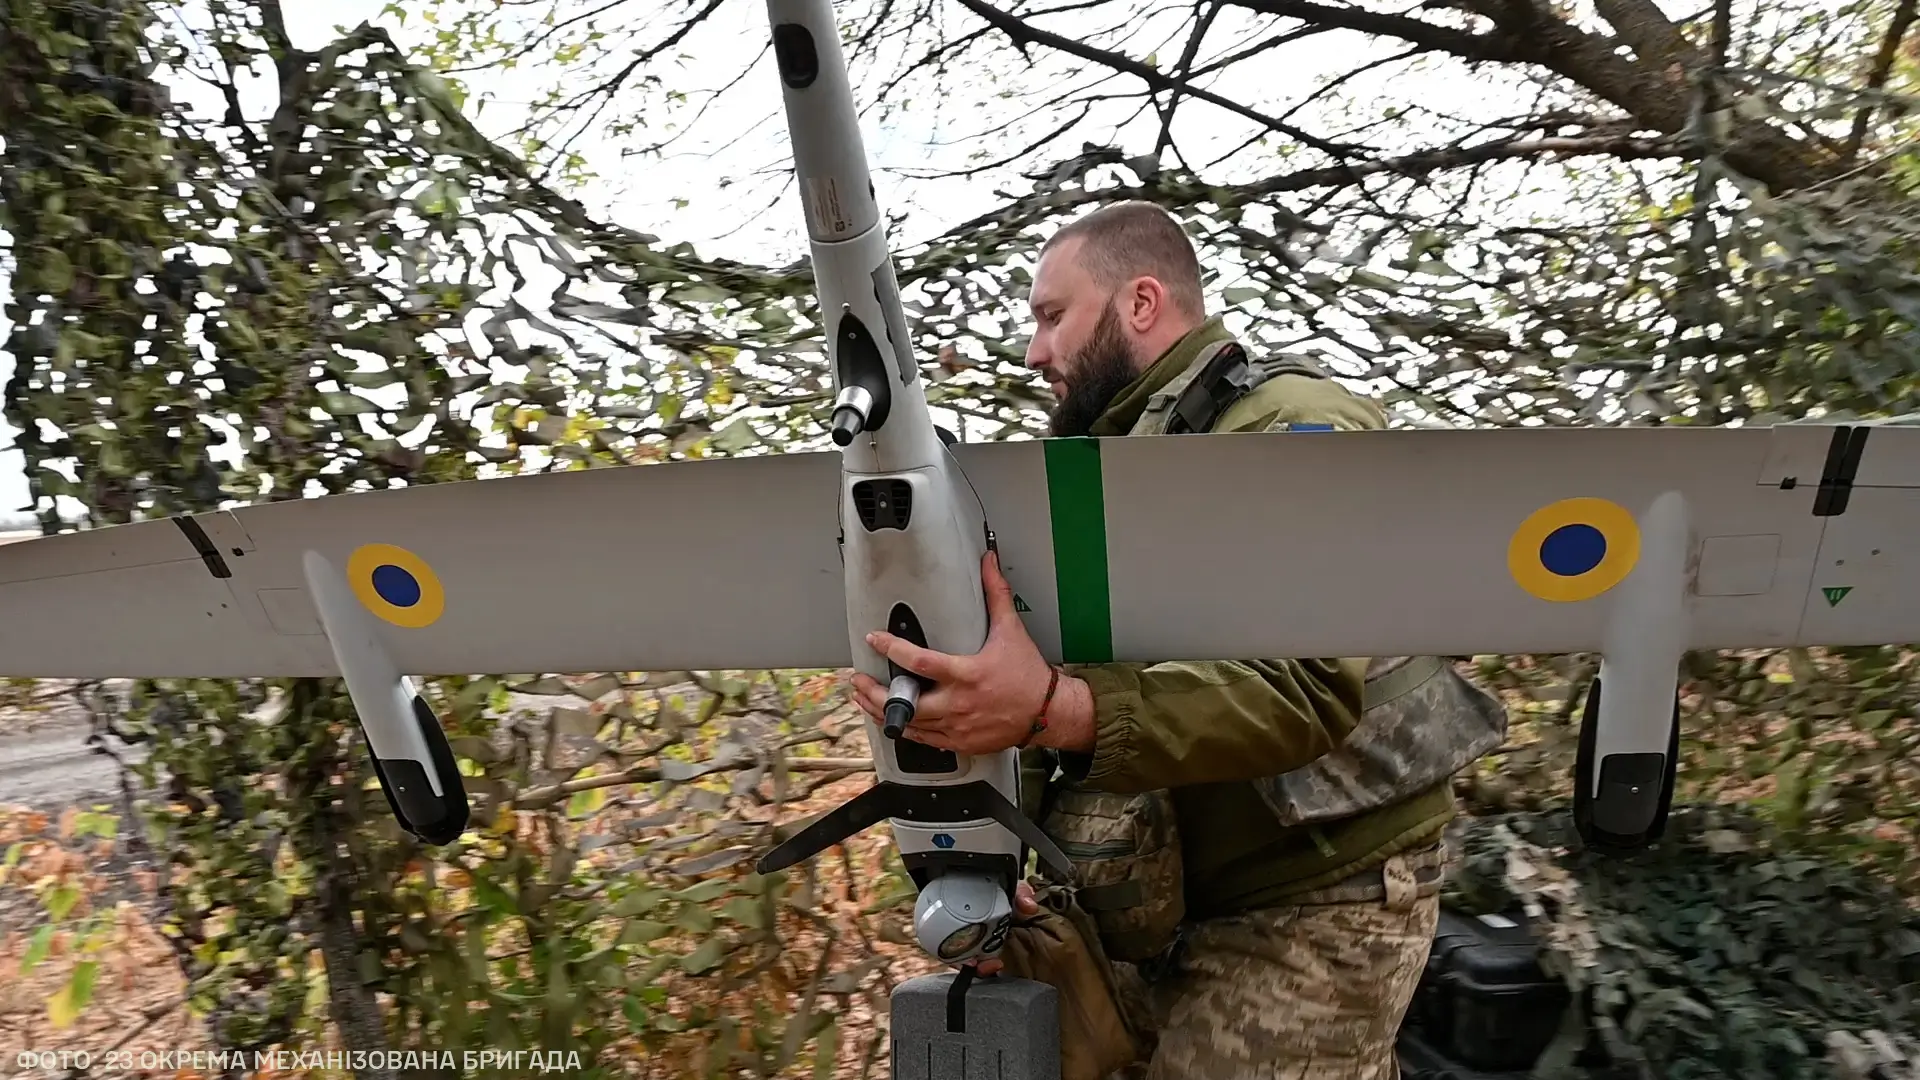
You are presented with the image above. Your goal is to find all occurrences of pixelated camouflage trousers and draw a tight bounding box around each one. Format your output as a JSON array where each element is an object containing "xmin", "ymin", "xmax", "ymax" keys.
[{"xmin": 1112, "ymin": 842, "xmax": 1444, "ymax": 1080}]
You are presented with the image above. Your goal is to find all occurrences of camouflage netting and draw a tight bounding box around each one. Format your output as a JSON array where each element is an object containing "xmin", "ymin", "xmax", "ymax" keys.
[{"xmin": 1441, "ymin": 807, "xmax": 1920, "ymax": 1080}]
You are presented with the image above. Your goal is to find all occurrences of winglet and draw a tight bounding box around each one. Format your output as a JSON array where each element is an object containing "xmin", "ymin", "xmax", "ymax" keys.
[
  {"xmin": 302, "ymin": 550, "xmax": 469, "ymax": 845},
  {"xmin": 1574, "ymin": 491, "xmax": 1688, "ymax": 852}
]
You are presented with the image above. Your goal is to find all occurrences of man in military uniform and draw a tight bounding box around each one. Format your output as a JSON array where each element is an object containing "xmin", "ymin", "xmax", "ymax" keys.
[{"xmin": 848, "ymin": 200, "xmax": 1461, "ymax": 1079}]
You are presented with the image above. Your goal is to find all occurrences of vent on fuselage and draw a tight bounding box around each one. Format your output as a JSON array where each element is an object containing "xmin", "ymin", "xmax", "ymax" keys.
[{"xmin": 852, "ymin": 478, "xmax": 913, "ymax": 531}]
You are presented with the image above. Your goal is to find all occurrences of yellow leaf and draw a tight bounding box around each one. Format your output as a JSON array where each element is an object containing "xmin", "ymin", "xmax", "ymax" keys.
[
  {"xmin": 491, "ymin": 806, "xmax": 517, "ymax": 836},
  {"xmin": 47, "ymin": 990, "xmax": 78, "ymax": 1028},
  {"xmin": 47, "ymin": 961, "xmax": 97, "ymax": 1028}
]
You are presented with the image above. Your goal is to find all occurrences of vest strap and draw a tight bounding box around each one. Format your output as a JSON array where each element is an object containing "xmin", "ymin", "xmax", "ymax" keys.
[
  {"xmin": 1161, "ymin": 343, "xmax": 1335, "ymax": 435},
  {"xmin": 1165, "ymin": 342, "xmax": 1259, "ymax": 435}
]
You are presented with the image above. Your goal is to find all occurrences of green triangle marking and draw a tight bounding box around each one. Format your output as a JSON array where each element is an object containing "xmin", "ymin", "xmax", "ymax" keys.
[
  {"xmin": 1822, "ymin": 586, "xmax": 1852, "ymax": 607},
  {"xmin": 1013, "ymin": 594, "xmax": 1032, "ymax": 613}
]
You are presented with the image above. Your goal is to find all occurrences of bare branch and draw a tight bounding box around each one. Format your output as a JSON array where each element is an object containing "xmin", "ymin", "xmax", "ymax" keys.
[
  {"xmin": 1152, "ymin": 2, "xmax": 1225, "ymax": 164},
  {"xmin": 527, "ymin": 0, "xmax": 729, "ymax": 156},
  {"xmin": 1230, "ymin": 0, "xmax": 1842, "ymax": 190},
  {"xmin": 1187, "ymin": 23, "xmax": 1334, "ymax": 78},
  {"xmin": 1590, "ymin": 0, "xmax": 1706, "ymax": 74},
  {"xmin": 1276, "ymin": 44, "xmax": 1428, "ymax": 126},
  {"xmin": 1230, "ymin": 0, "xmax": 1522, "ymax": 60},
  {"xmin": 1843, "ymin": 0, "xmax": 1919, "ymax": 159},
  {"xmin": 513, "ymin": 755, "xmax": 876, "ymax": 810},
  {"xmin": 894, "ymin": 100, "xmax": 1100, "ymax": 179},
  {"xmin": 951, "ymin": 130, "xmax": 1687, "ymax": 240},
  {"xmin": 953, "ymin": 0, "xmax": 1366, "ymax": 158},
  {"xmin": 627, "ymin": 39, "xmax": 775, "ymax": 160},
  {"xmin": 438, "ymin": 0, "xmax": 632, "ymax": 74}
]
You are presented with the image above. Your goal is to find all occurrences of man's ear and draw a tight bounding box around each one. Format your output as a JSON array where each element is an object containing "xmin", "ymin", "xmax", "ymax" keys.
[{"xmin": 1122, "ymin": 275, "xmax": 1170, "ymax": 334}]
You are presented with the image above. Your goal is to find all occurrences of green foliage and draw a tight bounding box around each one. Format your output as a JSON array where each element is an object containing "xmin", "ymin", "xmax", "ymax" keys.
[
  {"xmin": 1445, "ymin": 806, "xmax": 1920, "ymax": 1079},
  {"xmin": 1457, "ymin": 647, "xmax": 1920, "ymax": 895},
  {"xmin": 1, "ymin": 804, "xmax": 130, "ymax": 1029}
]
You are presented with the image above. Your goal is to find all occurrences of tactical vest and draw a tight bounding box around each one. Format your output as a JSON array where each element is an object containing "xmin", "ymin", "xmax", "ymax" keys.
[
  {"xmin": 1125, "ymin": 337, "xmax": 1337, "ymax": 437},
  {"xmin": 1036, "ymin": 333, "xmax": 1509, "ymax": 962}
]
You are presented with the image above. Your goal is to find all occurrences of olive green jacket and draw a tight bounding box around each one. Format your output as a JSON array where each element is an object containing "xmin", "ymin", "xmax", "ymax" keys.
[{"xmin": 1028, "ymin": 316, "xmax": 1455, "ymax": 920}]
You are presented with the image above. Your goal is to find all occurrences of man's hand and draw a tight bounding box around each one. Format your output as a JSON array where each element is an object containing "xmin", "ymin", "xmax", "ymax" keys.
[
  {"xmin": 969, "ymin": 879, "xmax": 1040, "ymax": 977},
  {"xmin": 850, "ymin": 549, "xmax": 1066, "ymax": 755}
]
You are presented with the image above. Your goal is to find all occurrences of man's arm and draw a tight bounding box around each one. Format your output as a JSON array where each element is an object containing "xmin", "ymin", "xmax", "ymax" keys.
[{"xmin": 1035, "ymin": 658, "xmax": 1367, "ymax": 794}]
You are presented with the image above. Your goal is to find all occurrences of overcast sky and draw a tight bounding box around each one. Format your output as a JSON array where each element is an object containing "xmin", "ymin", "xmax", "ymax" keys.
[{"xmin": 0, "ymin": 0, "xmax": 1535, "ymax": 524}]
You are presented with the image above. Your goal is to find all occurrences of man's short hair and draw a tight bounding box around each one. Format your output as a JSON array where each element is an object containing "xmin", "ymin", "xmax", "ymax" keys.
[{"xmin": 1041, "ymin": 200, "xmax": 1206, "ymax": 318}]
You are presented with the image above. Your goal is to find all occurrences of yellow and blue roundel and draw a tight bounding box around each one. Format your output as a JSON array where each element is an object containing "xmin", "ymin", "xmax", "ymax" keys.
[
  {"xmin": 346, "ymin": 543, "xmax": 444, "ymax": 628},
  {"xmin": 1507, "ymin": 498, "xmax": 1639, "ymax": 603}
]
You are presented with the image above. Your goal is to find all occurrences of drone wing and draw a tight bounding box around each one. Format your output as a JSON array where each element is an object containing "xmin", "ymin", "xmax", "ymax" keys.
[
  {"xmin": 0, "ymin": 451, "xmax": 850, "ymax": 680},
  {"xmin": 953, "ymin": 421, "xmax": 1920, "ymax": 663},
  {"xmin": 1, "ymin": 421, "xmax": 1911, "ymax": 681}
]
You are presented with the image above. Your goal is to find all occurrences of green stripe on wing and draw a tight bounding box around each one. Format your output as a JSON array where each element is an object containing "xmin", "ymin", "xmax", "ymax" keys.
[{"xmin": 1043, "ymin": 438, "xmax": 1113, "ymax": 664}]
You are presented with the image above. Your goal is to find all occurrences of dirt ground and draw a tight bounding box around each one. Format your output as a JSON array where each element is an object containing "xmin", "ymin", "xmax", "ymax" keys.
[{"xmin": 0, "ymin": 804, "xmax": 203, "ymax": 1080}]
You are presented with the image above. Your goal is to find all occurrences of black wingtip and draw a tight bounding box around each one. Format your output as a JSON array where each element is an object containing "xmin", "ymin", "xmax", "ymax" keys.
[
  {"xmin": 367, "ymin": 695, "xmax": 470, "ymax": 846},
  {"xmin": 1572, "ymin": 677, "xmax": 1679, "ymax": 854}
]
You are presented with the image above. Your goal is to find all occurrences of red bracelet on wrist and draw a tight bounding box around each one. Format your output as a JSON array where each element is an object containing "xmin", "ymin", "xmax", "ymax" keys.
[{"xmin": 1019, "ymin": 665, "xmax": 1063, "ymax": 749}]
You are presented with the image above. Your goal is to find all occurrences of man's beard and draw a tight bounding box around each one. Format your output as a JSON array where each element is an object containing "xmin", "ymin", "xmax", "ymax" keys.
[{"xmin": 1047, "ymin": 301, "xmax": 1140, "ymax": 437}]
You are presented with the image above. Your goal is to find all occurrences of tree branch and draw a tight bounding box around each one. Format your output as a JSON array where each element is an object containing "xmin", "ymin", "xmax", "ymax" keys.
[
  {"xmin": 1277, "ymin": 44, "xmax": 1427, "ymax": 126},
  {"xmin": 1153, "ymin": 2, "xmax": 1224, "ymax": 164},
  {"xmin": 1844, "ymin": 0, "xmax": 1919, "ymax": 159},
  {"xmin": 1590, "ymin": 0, "xmax": 1705, "ymax": 75},
  {"xmin": 512, "ymin": 754, "xmax": 874, "ymax": 810},
  {"xmin": 1231, "ymin": 0, "xmax": 1522, "ymax": 60},
  {"xmin": 439, "ymin": 0, "xmax": 631, "ymax": 74},
  {"xmin": 529, "ymin": 0, "xmax": 729, "ymax": 149},
  {"xmin": 1232, "ymin": 0, "xmax": 1841, "ymax": 191},
  {"xmin": 953, "ymin": 130, "xmax": 1686, "ymax": 240},
  {"xmin": 895, "ymin": 99, "xmax": 1099, "ymax": 179},
  {"xmin": 953, "ymin": 0, "xmax": 1364, "ymax": 158}
]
